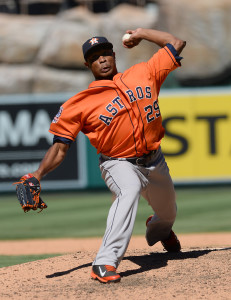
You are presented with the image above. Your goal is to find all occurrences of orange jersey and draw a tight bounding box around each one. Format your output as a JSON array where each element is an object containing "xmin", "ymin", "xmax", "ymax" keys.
[{"xmin": 49, "ymin": 45, "xmax": 181, "ymax": 158}]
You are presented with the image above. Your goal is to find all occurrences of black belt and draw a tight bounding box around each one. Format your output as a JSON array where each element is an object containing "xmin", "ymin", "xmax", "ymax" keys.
[{"xmin": 101, "ymin": 150, "xmax": 157, "ymax": 166}]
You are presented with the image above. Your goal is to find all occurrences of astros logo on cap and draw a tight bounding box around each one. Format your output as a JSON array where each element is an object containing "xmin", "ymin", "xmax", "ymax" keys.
[{"xmin": 89, "ymin": 38, "xmax": 99, "ymax": 45}]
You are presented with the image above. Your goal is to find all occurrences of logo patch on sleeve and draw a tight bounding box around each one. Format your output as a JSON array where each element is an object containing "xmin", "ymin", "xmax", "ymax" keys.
[{"xmin": 52, "ymin": 106, "xmax": 63, "ymax": 123}]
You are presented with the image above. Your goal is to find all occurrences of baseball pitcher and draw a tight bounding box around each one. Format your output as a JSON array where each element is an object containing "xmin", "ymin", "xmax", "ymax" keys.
[{"xmin": 15, "ymin": 28, "xmax": 186, "ymax": 283}]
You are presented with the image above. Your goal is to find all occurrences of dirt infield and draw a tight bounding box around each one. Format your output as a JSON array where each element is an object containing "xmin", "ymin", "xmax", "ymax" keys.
[{"xmin": 0, "ymin": 233, "xmax": 230, "ymax": 300}]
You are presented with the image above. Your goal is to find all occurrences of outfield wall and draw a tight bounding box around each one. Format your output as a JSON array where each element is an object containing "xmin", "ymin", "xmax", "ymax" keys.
[{"xmin": 0, "ymin": 88, "xmax": 230, "ymax": 192}]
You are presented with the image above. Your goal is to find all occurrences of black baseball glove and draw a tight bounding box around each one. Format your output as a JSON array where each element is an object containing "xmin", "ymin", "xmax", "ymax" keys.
[{"xmin": 14, "ymin": 174, "xmax": 47, "ymax": 213}]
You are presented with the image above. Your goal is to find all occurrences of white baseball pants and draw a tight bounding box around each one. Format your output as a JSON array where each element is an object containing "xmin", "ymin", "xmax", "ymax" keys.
[{"xmin": 93, "ymin": 148, "xmax": 177, "ymax": 268}]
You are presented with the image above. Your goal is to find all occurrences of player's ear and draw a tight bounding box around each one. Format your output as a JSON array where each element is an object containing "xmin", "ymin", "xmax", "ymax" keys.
[{"xmin": 84, "ymin": 61, "xmax": 89, "ymax": 68}]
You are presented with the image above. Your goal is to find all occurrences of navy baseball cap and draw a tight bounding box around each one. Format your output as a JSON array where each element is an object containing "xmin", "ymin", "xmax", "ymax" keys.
[{"xmin": 82, "ymin": 36, "xmax": 113, "ymax": 61}]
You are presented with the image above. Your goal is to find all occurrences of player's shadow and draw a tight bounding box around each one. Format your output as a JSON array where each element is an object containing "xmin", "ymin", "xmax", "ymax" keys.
[
  {"xmin": 120, "ymin": 247, "xmax": 231, "ymax": 278},
  {"xmin": 46, "ymin": 262, "xmax": 92, "ymax": 278},
  {"xmin": 45, "ymin": 247, "xmax": 231, "ymax": 279}
]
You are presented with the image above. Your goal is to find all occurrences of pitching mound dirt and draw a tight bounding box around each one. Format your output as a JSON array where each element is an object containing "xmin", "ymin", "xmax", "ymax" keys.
[{"xmin": 0, "ymin": 233, "xmax": 230, "ymax": 300}]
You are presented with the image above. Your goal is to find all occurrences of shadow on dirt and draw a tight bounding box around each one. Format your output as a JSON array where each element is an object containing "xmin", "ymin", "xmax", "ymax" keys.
[
  {"xmin": 46, "ymin": 262, "xmax": 92, "ymax": 278},
  {"xmin": 120, "ymin": 247, "xmax": 231, "ymax": 278},
  {"xmin": 45, "ymin": 247, "xmax": 231, "ymax": 279}
]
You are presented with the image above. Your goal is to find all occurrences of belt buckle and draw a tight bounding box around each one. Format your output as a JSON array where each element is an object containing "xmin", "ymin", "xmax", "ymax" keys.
[{"xmin": 136, "ymin": 157, "xmax": 145, "ymax": 166}]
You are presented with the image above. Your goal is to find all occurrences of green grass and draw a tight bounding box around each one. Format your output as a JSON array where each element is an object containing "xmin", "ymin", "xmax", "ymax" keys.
[
  {"xmin": 172, "ymin": 186, "xmax": 231, "ymax": 233},
  {"xmin": 0, "ymin": 254, "xmax": 60, "ymax": 268},
  {"xmin": 136, "ymin": 185, "xmax": 231, "ymax": 234},
  {"xmin": 0, "ymin": 186, "xmax": 230, "ymax": 267},
  {"xmin": 0, "ymin": 186, "xmax": 230, "ymax": 240},
  {"xmin": 0, "ymin": 191, "xmax": 112, "ymax": 239}
]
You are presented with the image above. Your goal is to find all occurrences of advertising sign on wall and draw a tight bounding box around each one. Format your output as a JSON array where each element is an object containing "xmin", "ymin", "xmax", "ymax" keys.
[
  {"xmin": 0, "ymin": 94, "xmax": 87, "ymax": 192},
  {"xmin": 159, "ymin": 88, "xmax": 231, "ymax": 184}
]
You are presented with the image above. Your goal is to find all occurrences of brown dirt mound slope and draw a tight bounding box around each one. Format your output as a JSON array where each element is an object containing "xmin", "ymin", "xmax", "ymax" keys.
[{"xmin": 0, "ymin": 233, "xmax": 230, "ymax": 300}]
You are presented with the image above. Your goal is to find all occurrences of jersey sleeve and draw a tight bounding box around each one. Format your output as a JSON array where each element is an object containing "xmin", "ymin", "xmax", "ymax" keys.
[
  {"xmin": 165, "ymin": 43, "xmax": 183, "ymax": 64},
  {"xmin": 147, "ymin": 44, "xmax": 182, "ymax": 94},
  {"xmin": 49, "ymin": 98, "xmax": 82, "ymax": 141},
  {"xmin": 53, "ymin": 135, "xmax": 73, "ymax": 145}
]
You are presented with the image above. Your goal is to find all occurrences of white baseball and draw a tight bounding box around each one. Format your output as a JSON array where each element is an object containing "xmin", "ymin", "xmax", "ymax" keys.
[{"xmin": 122, "ymin": 33, "xmax": 131, "ymax": 42}]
